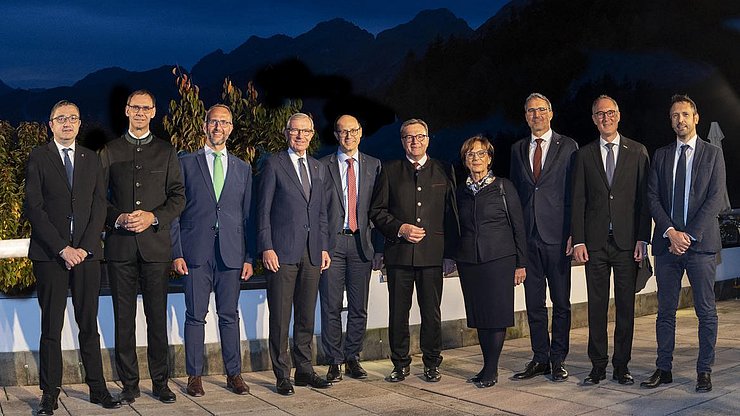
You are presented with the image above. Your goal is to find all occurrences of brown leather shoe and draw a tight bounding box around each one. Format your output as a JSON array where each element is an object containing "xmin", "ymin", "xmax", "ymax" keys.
[
  {"xmin": 187, "ymin": 376, "xmax": 205, "ymax": 397},
  {"xmin": 227, "ymin": 374, "xmax": 250, "ymax": 395}
]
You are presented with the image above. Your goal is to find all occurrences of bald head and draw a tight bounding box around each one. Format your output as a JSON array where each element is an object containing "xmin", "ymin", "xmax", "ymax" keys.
[{"xmin": 334, "ymin": 114, "xmax": 363, "ymax": 155}]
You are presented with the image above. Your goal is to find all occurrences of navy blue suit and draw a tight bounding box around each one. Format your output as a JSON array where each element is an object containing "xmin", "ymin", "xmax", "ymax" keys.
[
  {"xmin": 171, "ymin": 148, "xmax": 253, "ymax": 377},
  {"xmin": 256, "ymin": 150, "xmax": 329, "ymax": 378},
  {"xmin": 647, "ymin": 138, "xmax": 726, "ymax": 373},
  {"xmin": 510, "ymin": 132, "xmax": 578, "ymax": 365},
  {"xmin": 319, "ymin": 151, "xmax": 381, "ymax": 365}
]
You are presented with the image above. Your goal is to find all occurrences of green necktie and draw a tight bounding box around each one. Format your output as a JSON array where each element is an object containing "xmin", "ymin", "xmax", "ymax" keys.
[{"xmin": 213, "ymin": 151, "xmax": 224, "ymax": 201}]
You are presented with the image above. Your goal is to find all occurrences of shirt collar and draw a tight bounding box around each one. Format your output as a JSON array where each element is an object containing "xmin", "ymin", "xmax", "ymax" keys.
[
  {"xmin": 406, "ymin": 154, "xmax": 428, "ymax": 167},
  {"xmin": 287, "ymin": 147, "xmax": 308, "ymax": 163},
  {"xmin": 676, "ymin": 135, "xmax": 698, "ymax": 151},
  {"xmin": 599, "ymin": 133, "xmax": 621, "ymax": 148},
  {"xmin": 54, "ymin": 140, "xmax": 76, "ymax": 153},
  {"xmin": 204, "ymin": 145, "xmax": 228, "ymax": 158},
  {"xmin": 530, "ymin": 129, "xmax": 553, "ymax": 143},
  {"xmin": 337, "ymin": 149, "xmax": 357, "ymax": 164}
]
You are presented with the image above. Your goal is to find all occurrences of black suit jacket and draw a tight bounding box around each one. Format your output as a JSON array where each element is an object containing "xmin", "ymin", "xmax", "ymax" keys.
[
  {"xmin": 370, "ymin": 158, "xmax": 459, "ymax": 267},
  {"xmin": 648, "ymin": 138, "xmax": 726, "ymax": 255},
  {"xmin": 100, "ymin": 135, "xmax": 186, "ymax": 263},
  {"xmin": 571, "ymin": 136, "xmax": 651, "ymax": 251},
  {"xmin": 321, "ymin": 151, "xmax": 382, "ymax": 261},
  {"xmin": 509, "ymin": 132, "xmax": 578, "ymax": 244},
  {"xmin": 454, "ymin": 178, "xmax": 527, "ymax": 267},
  {"xmin": 25, "ymin": 142, "xmax": 107, "ymax": 261}
]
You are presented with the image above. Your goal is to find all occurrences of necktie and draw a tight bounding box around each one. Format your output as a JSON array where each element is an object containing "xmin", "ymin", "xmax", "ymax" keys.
[
  {"xmin": 62, "ymin": 148, "xmax": 73, "ymax": 187},
  {"xmin": 672, "ymin": 144, "xmax": 688, "ymax": 230},
  {"xmin": 346, "ymin": 158, "xmax": 358, "ymax": 232},
  {"xmin": 213, "ymin": 151, "xmax": 224, "ymax": 201},
  {"xmin": 533, "ymin": 138, "xmax": 544, "ymax": 182},
  {"xmin": 299, "ymin": 157, "xmax": 311, "ymax": 199},
  {"xmin": 412, "ymin": 162, "xmax": 420, "ymax": 170},
  {"xmin": 605, "ymin": 143, "xmax": 616, "ymax": 186}
]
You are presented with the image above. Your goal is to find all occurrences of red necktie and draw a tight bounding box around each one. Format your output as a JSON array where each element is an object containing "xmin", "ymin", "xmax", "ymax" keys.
[
  {"xmin": 533, "ymin": 138, "xmax": 543, "ymax": 182},
  {"xmin": 347, "ymin": 158, "xmax": 358, "ymax": 232}
]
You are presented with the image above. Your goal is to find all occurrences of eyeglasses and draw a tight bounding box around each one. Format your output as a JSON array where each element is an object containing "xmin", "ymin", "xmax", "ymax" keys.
[
  {"xmin": 127, "ymin": 104, "xmax": 154, "ymax": 113},
  {"xmin": 207, "ymin": 119, "xmax": 233, "ymax": 127},
  {"xmin": 335, "ymin": 127, "xmax": 361, "ymax": 137},
  {"xmin": 51, "ymin": 115, "xmax": 80, "ymax": 124},
  {"xmin": 465, "ymin": 150, "xmax": 489, "ymax": 160},
  {"xmin": 402, "ymin": 134, "xmax": 428, "ymax": 143},
  {"xmin": 286, "ymin": 128, "xmax": 314, "ymax": 136},
  {"xmin": 526, "ymin": 107, "xmax": 550, "ymax": 115},
  {"xmin": 593, "ymin": 110, "xmax": 617, "ymax": 119}
]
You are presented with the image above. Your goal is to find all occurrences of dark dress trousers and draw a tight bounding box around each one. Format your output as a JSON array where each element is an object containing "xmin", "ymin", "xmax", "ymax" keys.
[
  {"xmin": 369, "ymin": 158, "xmax": 458, "ymax": 369},
  {"xmin": 454, "ymin": 178, "xmax": 527, "ymax": 328},
  {"xmin": 571, "ymin": 136, "xmax": 651, "ymax": 371},
  {"xmin": 25, "ymin": 142, "xmax": 108, "ymax": 393},
  {"xmin": 171, "ymin": 149, "xmax": 253, "ymax": 377},
  {"xmin": 256, "ymin": 150, "xmax": 329, "ymax": 379},
  {"xmin": 647, "ymin": 138, "xmax": 726, "ymax": 373},
  {"xmin": 319, "ymin": 151, "xmax": 381, "ymax": 364},
  {"xmin": 100, "ymin": 133, "xmax": 186, "ymax": 388},
  {"xmin": 510, "ymin": 132, "xmax": 578, "ymax": 364}
]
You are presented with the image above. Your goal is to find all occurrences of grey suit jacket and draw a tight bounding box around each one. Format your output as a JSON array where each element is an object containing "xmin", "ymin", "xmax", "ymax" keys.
[
  {"xmin": 321, "ymin": 151, "xmax": 382, "ymax": 261},
  {"xmin": 647, "ymin": 138, "xmax": 726, "ymax": 255}
]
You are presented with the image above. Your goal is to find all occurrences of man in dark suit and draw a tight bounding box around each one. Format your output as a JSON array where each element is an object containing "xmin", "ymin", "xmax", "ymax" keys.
[
  {"xmin": 171, "ymin": 104, "xmax": 253, "ymax": 397},
  {"xmin": 25, "ymin": 101, "xmax": 121, "ymax": 415},
  {"xmin": 642, "ymin": 95, "xmax": 726, "ymax": 392},
  {"xmin": 100, "ymin": 90, "xmax": 185, "ymax": 404},
  {"xmin": 510, "ymin": 93, "xmax": 578, "ymax": 382},
  {"xmin": 257, "ymin": 112, "xmax": 332, "ymax": 395},
  {"xmin": 319, "ymin": 115, "xmax": 382, "ymax": 382},
  {"xmin": 571, "ymin": 95, "xmax": 651, "ymax": 385},
  {"xmin": 369, "ymin": 118, "xmax": 458, "ymax": 383}
]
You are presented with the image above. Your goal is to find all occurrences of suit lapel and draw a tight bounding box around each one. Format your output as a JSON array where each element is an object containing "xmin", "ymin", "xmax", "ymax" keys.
[
  {"xmin": 359, "ymin": 153, "xmax": 372, "ymax": 208},
  {"xmin": 664, "ymin": 144, "xmax": 676, "ymax": 205},
  {"xmin": 540, "ymin": 134, "xmax": 561, "ymax": 177},
  {"xmin": 590, "ymin": 141, "xmax": 610, "ymax": 189},
  {"xmin": 45, "ymin": 141, "xmax": 72, "ymax": 192},
  {"xmin": 689, "ymin": 139, "xmax": 705, "ymax": 211},
  {"xmin": 521, "ymin": 139, "xmax": 535, "ymax": 184},
  {"xmin": 327, "ymin": 153, "xmax": 344, "ymax": 211},
  {"xmin": 278, "ymin": 151, "xmax": 308, "ymax": 201},
  {"xmin": 308, "ymin": 157, "xmax": 320, "ymax": 203},
  {"xmin": 196, "ymin": 149, "xmax": 217, "ymax": 203},
  {"xmin": 612, "ymin": 138, "xmax": 631, "ymax": 188}
]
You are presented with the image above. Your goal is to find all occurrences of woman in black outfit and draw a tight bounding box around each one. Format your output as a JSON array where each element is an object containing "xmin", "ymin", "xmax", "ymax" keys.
[{"xmin": 454, "ymin": 135, "xmax": 527, "ymax": 388}]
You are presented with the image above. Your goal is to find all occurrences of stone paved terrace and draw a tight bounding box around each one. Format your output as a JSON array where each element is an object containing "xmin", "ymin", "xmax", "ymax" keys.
[{"xmin": 2, "ymin": 299, "xmax": 738, "ymax": 416}]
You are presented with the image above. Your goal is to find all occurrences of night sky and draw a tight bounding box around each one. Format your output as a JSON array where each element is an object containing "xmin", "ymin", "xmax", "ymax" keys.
[{"xmin": 0, "ymin": 0, "xmax": 508, "ymax": 89}]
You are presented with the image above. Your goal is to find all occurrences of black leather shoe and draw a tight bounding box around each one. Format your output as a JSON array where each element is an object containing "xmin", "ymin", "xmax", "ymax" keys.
[
  {"xmin": 90, "ymin": 390, "xmax": 122, "ymax": 409},
  {"xmin": 37, "ymin": 391, "xmax": 59, "ymax": 415},
  {"xmin": 424, "ymin": 366, "xmax": 441, "ymax": 382},
  {"xmin": 467, "ymin": 371, "xmax": 483, "ymax": 383},
  {"xmin": 276, "ymin": 378, "xmax": 294, "ymax": 396},
  {"xmin": 583, "ymin": 368, "xmax": 606, "ymax": 385},
  {"xmin": 386, "ymin": 365, "xmax": 410, "ymax": 382},
  {"xmin": 551, "ymin": 362, "xmax": 569, "ymax": 381},
  {"xmin": 152, "ymin": 384, "xmax": 177, "ymax": 403},
  {"xmin": 118, "ymin": 385, "xmax": 140, "ymax": 404},
  {"xmin": 295, "ymin": 371, "xmax": 332, "ymax": 388},
  {"xmin": 640, "ymin": 369, "xmax": 672, "ymax": 388},
  {"xmin": 475, "ymin": 374, "xmax": 498, "ymax": 388},
  {"xmin": 613, "ymin": 369, "xmax": 634, "ymax": 385},
  {"xmin": 513, "ymin": 361, "xmax": 551, "ymax": 380},
  {"xmin": 326, "ymin": 364, "xmax": 343, "ymax": 382},
  {"xmin": 345, "ymin": 360, "xmax": 368, "ymax": 379},
  {"xmin": 696, "ymin": 372, "xmax": 712, "ymax": 392}
]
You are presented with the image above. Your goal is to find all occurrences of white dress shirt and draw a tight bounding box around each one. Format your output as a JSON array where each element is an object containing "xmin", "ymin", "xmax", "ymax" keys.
[
  {"xmin": 288, "ymin": 147, "xmax": 311, "ymax": 186},
  {"xmin": 204, "ymin": 145, "xmax": 229, "ymax": 180},
  {"xmin": 529, "ymin": 129, "xmax": 553, "ymax": 171},
  {"xmin": 337, "ymin": 150, "xmax": 360, "ymax": 229}
]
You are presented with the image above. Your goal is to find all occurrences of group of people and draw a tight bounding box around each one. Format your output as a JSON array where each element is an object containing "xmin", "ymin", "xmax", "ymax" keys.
[{"xmin": 24, "ymin": 89, "xmax": 725, "ymax": 414}]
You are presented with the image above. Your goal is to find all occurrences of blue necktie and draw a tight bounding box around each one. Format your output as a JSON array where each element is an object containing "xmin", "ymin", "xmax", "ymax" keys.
[
  {"xmin": 605, "ymin": 143, "xmax": 616, "ymax": 186},
  {"xmin": 62, "ymin": 148, "xmax": 73, "ymax": 188},
  {"xmin": 672, "ymin": 144, "xmax": 688, "ymax": 230}
]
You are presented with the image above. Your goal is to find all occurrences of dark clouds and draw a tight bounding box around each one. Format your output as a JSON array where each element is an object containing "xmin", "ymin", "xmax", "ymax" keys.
[{"xmin": 0, "ymin": 0, "xmax": 508, "ymax": 88}]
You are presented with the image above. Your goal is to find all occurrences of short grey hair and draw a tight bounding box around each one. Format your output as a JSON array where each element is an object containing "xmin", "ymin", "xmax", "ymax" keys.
[
  {"xmin": 524, "ymin": 93, "xmax": 552, "ymax": 111},
  {"xmin": 204, "ymin": 104, "xmax": 232, "ymax": 122},
  {"xmin": 285, "ymin": 112, "xmax": 314, "ymax": 130},
  {"xmin": 592, "ymin": 95, "xmax": 620, "ymax": 113},
  {"xmin": 400, "ymin": 118, "xmax": 429, "ymax": 136}
]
